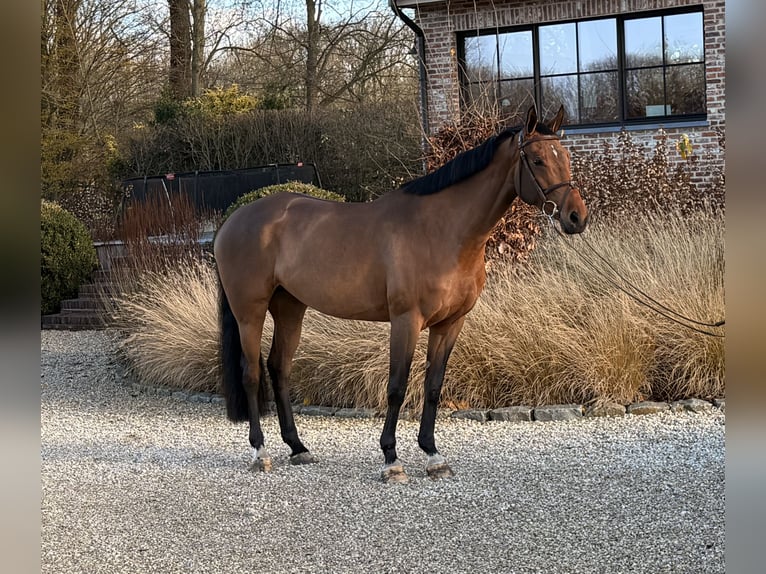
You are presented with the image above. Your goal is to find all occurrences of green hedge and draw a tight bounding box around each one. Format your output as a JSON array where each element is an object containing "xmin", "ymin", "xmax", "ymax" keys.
[
  {"xmin": 41, "ymin": 200, "xmax": 98, "ymax": 315},
  {"xmin": 123, "ymin": 105, "xmax": 422, "ymax": 202},
  {"xmin": 223, "ymin": 182, "xmax": 345, "ymax": 221}
]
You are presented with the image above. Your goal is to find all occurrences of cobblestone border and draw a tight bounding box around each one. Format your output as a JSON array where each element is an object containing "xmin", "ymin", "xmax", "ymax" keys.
[{"xmin": 129, "ymin": 382, "xmax": 725, "ymax": 421}]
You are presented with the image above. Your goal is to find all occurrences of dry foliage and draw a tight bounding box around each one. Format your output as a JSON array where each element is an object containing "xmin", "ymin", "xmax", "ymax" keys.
[
  {"xmin": 571, "ymin": 127, "xmax": 725, "ymax": 219},
  {"xmin": 291, "ymin": 205, "xmax": 724, "ymax": 410},
  {"xmin": 113, "ymin": 193, "xmax": 214, "ymax": 278},
  {"xmin": 100, "ymin": 192, "xmax": 216, "ymax": 324},
  {"xmin": 111, "ymin": 206, "xmax": 723, "ymax": 409}
]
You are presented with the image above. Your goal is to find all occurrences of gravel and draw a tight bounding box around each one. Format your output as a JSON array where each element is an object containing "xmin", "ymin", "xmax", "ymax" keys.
[{"xmin": 41, "ymin": 330, "xmax": 725, "ymax": 574}]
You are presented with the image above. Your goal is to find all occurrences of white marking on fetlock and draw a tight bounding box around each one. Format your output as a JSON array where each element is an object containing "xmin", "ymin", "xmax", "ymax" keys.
[
  {"xmin": 250, "ymin": 447, "xmax": 272, "ymax": 471},
  {"xmin": 251, "ymin": 446, "xmax": 270, "ymax": 464},
  {"xmin": 381, "ymin": 458, "xmax": 404, "ymax": 471},
  {"xmin": 426, "ymin": 453, "xmax": 446, "ymax": 468}
]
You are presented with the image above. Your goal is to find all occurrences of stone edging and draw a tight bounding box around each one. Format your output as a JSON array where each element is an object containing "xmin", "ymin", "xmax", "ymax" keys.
[{"xmin": 129, "ymin": 382, "xmax": 724, "ymax": 422}]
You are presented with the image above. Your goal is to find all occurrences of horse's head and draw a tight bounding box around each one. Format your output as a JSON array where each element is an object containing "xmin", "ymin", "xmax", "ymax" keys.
[{"xmin": 514, "ymin": 105, "xmax": 589, "ymax": 234}]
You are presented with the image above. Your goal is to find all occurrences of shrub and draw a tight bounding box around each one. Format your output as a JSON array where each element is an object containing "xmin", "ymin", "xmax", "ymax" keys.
[
  {"xmin": 115, "ymin": 191, "xmax": 207, "ymax": 275},
  {"xmin": 183, "ymin": 85, "xmax": 260, "ymax": 116},
  {"xmin": 123, "ymin": 104, "xmax": 422, "ymax": 202},
  {"xmin": 571, "ymin": 128, "xmax": 725, "ymax": 219},
  {"xmin": 223, "ymin": 182, "xmax": 345, "ymax": 221},
  {"xmin": 56, "ymin": 181, "xmax": 121, "ymax": 242},
  {"xmin": 289, "ymin": 205, "xmax": 724, "ymax": 409},
  {"xmin": 40, "ymin": 200, "xmax": 98, "ymax": 315}
]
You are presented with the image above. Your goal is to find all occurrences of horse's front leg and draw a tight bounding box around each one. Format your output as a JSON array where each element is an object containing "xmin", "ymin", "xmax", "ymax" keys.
[
  {"xmin": 379, "ymin": 312, "xmax": 421, "ymax": 483},
  {"xmin": 419, "ymin": 316, "xmax": 466, "ymax": 479}
]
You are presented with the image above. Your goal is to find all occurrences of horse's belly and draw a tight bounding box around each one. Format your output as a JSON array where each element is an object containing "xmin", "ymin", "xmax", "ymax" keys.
[
  {"xmin": 277, "ymin": 268, "xmax": 390, "ymax": 321},
  {"xmin": 292, "ymin": 286, "xmax": 390, "ymax": 322}
]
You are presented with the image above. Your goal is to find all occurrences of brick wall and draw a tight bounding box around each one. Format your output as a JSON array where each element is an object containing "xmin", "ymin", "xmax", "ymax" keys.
[{"xmin": 408, "ymin": 0, "xmax": 725, "ymax": 186}]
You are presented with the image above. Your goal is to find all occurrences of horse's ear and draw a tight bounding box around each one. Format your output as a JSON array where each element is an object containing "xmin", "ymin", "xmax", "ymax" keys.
[
  {"xmin": 524, "ymin": 105, "xmax": 538, "ymax": 135},
  {"xmin": 548, "ymin": 105, "xmax": 565, "ymax": 134}
]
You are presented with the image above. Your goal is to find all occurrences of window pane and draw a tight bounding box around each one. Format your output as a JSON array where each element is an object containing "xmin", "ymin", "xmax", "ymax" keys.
[
  {"xmin": 540, "ymin": 23, "xmax": 577, "ymax": 75},
  {"xmin": 498, "ymin": 30, "xmax": 533, "ymax": 79},
  {"xmin": 464, "ymin": 35, "xmax": 497, "ymax": 82},
  {"xmin": 578, "ymin": 18, "xmax": 617, "ymax": 71},
  {"xmin": 625, "ymin": 68, "xmax": 666, "ymax": 118},
  {"xmin": 666, "ymin": 63, "xmax": 706, "ymax": 114},
  {"xmin": 541, "ymin": 75, "xmax": 578, "ymax": 124},
  {"xmin": 580, "ymin": 71, "xmax": 619, "ymax": 123},
  {"xmin": 467, "ymin": 82, "xmax": 497, "ymax": 112},
  {"xmin": 498, "ymin": 79, "xmax": 535, "ymax": 122},
  {"xmin": 665, "ymin": 12, "xmax": 704, "ymax": 63},
  {"xmin": 625, "ymin": 16, "xmax": 663, "ymax": 68}
]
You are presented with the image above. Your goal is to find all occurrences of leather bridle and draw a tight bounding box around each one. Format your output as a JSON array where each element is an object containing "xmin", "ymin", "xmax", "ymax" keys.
[{"xmin": 515, "ymin": 131, "xmax": 574, "ymax": 218}]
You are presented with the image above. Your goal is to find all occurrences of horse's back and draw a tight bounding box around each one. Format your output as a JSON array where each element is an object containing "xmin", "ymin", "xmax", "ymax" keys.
[{"xmin": 215, "ymin": 192, "xmax": 396, "ymax": 320}]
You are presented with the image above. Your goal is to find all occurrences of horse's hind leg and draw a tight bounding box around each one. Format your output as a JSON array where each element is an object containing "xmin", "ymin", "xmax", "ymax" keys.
[
  {"xmin": 238, "ymin": 311, "xmax": 273, "ymax": 472},
  {"xmin": 419, "ymin": 316, "xmax": 466, "ymax": 479},
  {"xmin": 267, "ymin": 288, "xmax": 315, "ymax": 464}
]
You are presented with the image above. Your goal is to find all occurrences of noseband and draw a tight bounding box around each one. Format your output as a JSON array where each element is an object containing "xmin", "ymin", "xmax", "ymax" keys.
[{"xmin": 516, "ymin": 131, "xmax": 573, "ymax": 218}]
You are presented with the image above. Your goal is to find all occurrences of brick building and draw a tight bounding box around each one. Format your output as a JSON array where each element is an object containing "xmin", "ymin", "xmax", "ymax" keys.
[{"xmin": 391, "ymin": 0, "xmax": 725, "ymax": 185}]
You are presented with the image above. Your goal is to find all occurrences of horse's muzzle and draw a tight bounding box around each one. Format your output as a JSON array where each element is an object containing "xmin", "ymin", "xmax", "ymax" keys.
[{"xmin": 559, "ymin": 190, "xmax": 589, "ymax": 234}]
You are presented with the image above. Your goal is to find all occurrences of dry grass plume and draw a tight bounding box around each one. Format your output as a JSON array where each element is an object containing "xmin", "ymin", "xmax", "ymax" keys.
[{"xmin": 111, "ymin": 205, "xmax": 724, "ymax": 411}]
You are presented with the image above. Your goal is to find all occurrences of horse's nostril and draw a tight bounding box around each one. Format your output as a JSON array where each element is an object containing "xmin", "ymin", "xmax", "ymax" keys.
[{"xmin": 570, "ymin": 211, "xmax": 579, "ymax": 224}]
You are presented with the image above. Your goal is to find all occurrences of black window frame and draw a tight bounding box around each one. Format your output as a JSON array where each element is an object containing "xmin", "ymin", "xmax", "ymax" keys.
[{"xmin": 456, "ymin": 5, "xmax": 707, "ymax": 129}]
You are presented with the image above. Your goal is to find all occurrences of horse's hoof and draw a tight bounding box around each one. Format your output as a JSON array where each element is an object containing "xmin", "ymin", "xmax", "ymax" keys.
[
  {"xmin": 381, "ymin": 461, "xmax": 409, "ymax": 484},
  {"xmin": 426, "ymin": 462, "xmax": 455, "ymax": 480},
  {"xmin": 249, "ymin": 457, "xmax": 273, "ymax": 473},
  {"xmin": 249, "ymin": 447, "xmax": 273, "ymax": 472},
  {"xmin": 290, "ymin": 452, "xmax": 318, "ymax": 465},
  {"xmin": 426, "ymin": 454, "xmax": 455, "ymax": 480}
]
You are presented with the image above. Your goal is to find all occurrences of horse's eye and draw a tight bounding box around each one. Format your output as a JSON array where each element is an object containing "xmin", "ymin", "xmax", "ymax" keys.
[{"xmin": 533, "ymin": 158, "xmax": 544, "ymax": 166}]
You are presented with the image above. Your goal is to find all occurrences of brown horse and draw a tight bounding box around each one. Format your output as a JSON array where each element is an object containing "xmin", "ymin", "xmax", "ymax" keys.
[{"xmin": 214, "ymin": 105, "xmax": 588, "ymax": 482}]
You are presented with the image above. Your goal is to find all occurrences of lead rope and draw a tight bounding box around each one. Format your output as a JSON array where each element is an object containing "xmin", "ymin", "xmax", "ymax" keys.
[{"xmin": 541, "ymin": 214, "xmax": 725, "ymax": 338}]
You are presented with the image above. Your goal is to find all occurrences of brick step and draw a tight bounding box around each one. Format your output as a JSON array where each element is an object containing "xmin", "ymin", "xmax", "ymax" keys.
[
  {"xmin": 56, "ymin": 307, "xmax": 111, "ymax": 316},
  {"xmin": 91, "ymin": 269, "xmax": 114, "ymax": 282},
  {"xmin": 41, "ymin": 313, "xmax": 108, "ymax": 330},
  {"xmin": 61, "ymin": 297, "xmax": 111, "ymax": 311},
  {"xmin": 79, "ymin": 283, "xmax": 116, "ymax": 296}
]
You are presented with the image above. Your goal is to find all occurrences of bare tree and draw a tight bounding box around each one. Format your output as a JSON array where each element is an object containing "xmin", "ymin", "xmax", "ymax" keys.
[
  {"xmin": 304, "ymin": 0, "xmax": 320, "ymax": 113},
  {"xmin": 191, "ymin": 0, "xmax": 206, "ymax": 96},
  {"xmin": 165, "ymin": 0, "xmax": 268, "ymax": 98},
  {"xmin": 42, "ymin": 0, "xmax": 82, "ymax": 132},
  {"xmin": 168, "ymin": 0, "xmax": 191, "ymax": 98},
  {"xmin": 212, "ymin": 1, "xmax": 415, "ymax": 112},
  {"xmin": 41, "ymin": 0, "xmax": 167, "ymax": 196}
]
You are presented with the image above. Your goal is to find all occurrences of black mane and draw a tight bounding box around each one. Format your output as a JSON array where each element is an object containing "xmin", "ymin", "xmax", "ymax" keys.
[{"xmin": 401, "ymin": 123, "xmax": 556, "ymax": 196}]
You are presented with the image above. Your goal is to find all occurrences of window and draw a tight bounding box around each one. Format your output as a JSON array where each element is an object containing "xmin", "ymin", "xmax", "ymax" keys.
[{"xmin": 458, "ymin": 7, "xmax": 706, "ymax": 127}]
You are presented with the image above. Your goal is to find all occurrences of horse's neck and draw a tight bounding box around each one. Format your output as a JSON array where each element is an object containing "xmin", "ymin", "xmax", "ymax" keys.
[{"xmin": 439, "ymin": 146, "xmax": 519, "ymax": 248}]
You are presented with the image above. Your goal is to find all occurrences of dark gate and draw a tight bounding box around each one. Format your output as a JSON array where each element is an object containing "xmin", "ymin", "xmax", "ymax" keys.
[{"xmin": 121, "ymin": 163, "xmax": 321, "ymax": 213}]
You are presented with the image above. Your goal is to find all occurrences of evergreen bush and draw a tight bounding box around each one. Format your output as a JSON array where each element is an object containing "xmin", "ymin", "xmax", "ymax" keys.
[
  {"xmin": 41, "ymin": 200, "xmax": 98, "ymax": 315},
  {"xmin": 222, "ymin": 182, "xmax": 345, "ymax": 221}
]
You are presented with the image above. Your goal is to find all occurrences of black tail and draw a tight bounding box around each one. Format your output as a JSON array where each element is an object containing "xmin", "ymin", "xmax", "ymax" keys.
[{"xmin": 219, "ymin": 278, "xmax": 267, "ymax": 421}]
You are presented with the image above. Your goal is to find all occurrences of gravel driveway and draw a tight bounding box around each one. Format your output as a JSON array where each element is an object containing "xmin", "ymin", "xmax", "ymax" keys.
[{"xmin": 41, "ymin": 330, "xmax": 725, "ymax": 574}]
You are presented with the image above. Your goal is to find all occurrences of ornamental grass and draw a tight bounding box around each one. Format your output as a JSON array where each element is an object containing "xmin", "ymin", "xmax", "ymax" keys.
[{"xmin": 110, "ymin": 204, "xmax": 724, "ymax": 410}]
